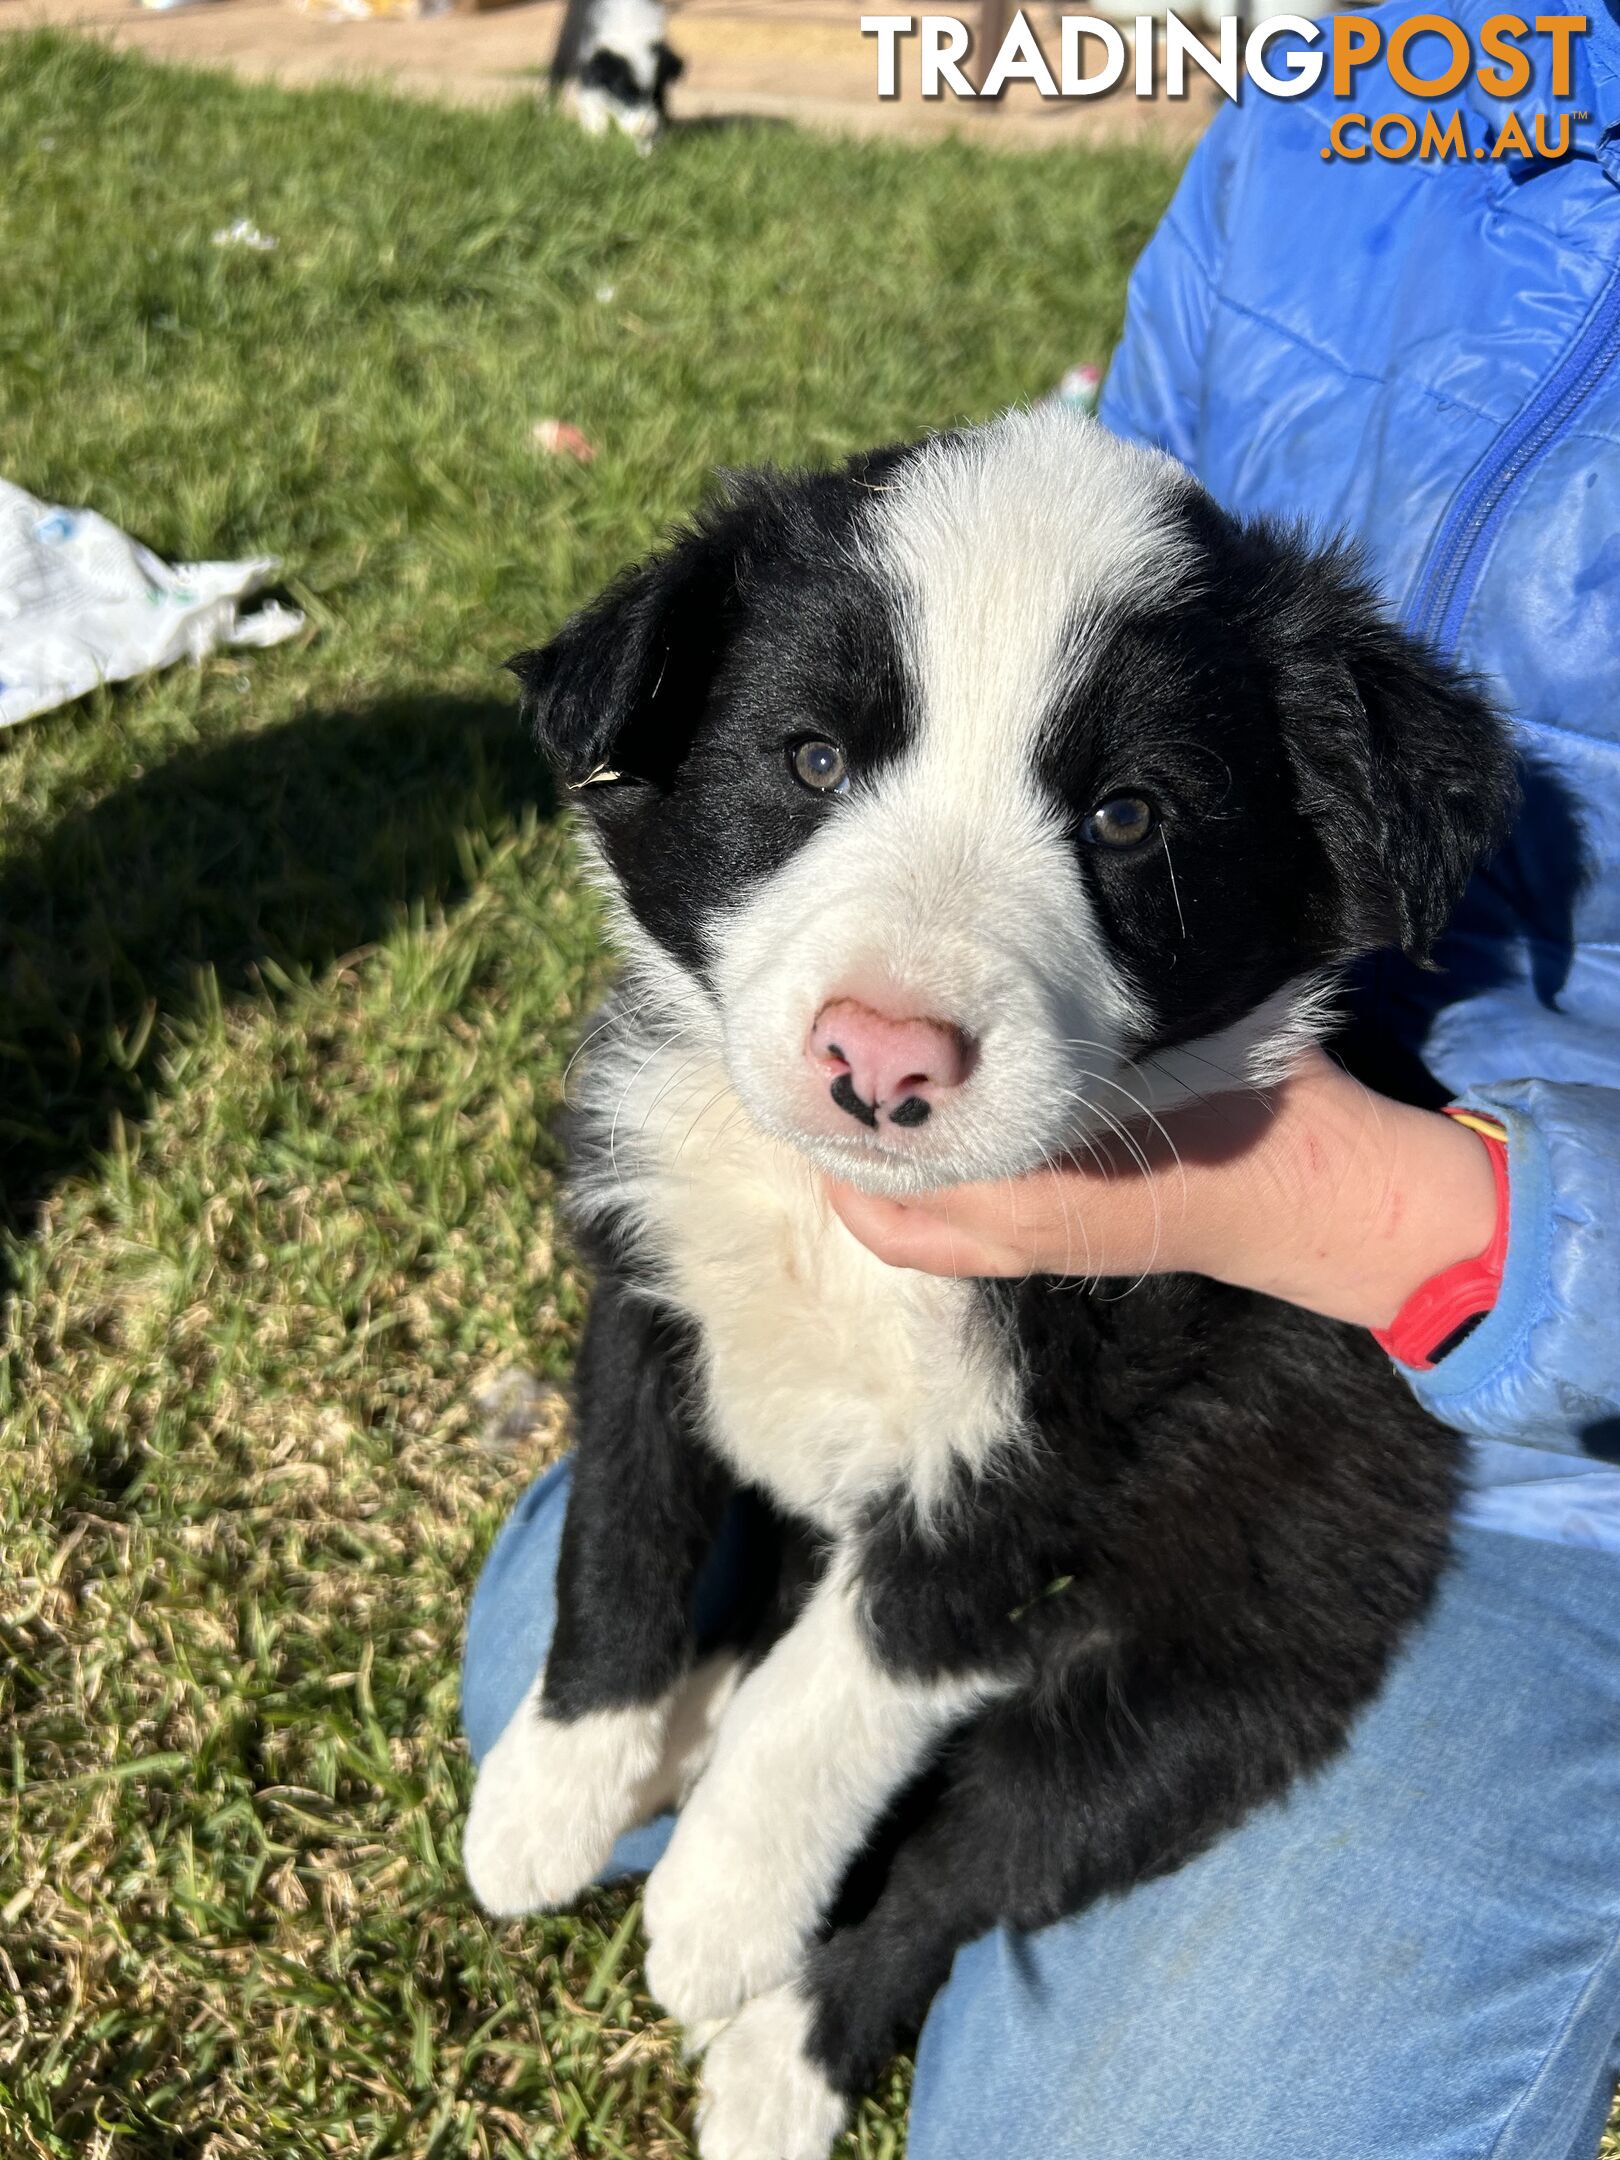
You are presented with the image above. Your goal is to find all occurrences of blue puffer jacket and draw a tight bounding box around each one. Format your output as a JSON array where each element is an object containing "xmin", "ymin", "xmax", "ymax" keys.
[{"xmin": 1101, "ymin": 0, "xmax": 1620, "ymax": 1550}]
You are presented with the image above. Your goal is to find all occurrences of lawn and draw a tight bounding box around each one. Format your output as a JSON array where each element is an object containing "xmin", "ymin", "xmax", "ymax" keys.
[
  {"xmin": 0, "ymin": 35, "xmax": 1181, "ymax": 2158},
  {"xmin": 6, "ymin": 35, "xmax": 1616, "ymax": 2160}
]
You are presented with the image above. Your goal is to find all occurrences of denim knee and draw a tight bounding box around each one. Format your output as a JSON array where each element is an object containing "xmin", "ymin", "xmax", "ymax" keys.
[{"xmin": 460, "ymin": 1456, "xmax": 574, "ymax": 1764}]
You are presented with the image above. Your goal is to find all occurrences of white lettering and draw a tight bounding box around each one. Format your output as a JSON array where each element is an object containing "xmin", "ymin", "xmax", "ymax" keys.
[
  {"xmin": 921, "ymin": 13, "xmax": 975, "ymax": 95},
  {"xmin": 1135, "ymin": 15, "xmax": 1156, "ymax": 94},
  {"xmin": 1165, "ymin": 11, "xmax": 1240, "ymax": 98},
  {"xmin": 1244, "ymin": 14, "xmax": 1325, "ymax": 96},
  {"xmin": 981, "ymin": 7, "xmax": 1059, "ymax": 97},
  {"xmin": 861, "ymin": 14, "xmax": 914, "ymax": 99},
  {"xmin": 1060, "ymin": 15, "xmax": 1126, "ymax": 95}
]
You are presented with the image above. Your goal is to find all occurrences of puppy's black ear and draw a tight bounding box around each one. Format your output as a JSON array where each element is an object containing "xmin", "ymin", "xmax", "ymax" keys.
[
  {"xmin": 1271, "ymin": 536, "xmax": 1518, "ymax": 963},
  {"xmin": 508, "ymin": 516, "xmax": 742, "ymax": 792}
]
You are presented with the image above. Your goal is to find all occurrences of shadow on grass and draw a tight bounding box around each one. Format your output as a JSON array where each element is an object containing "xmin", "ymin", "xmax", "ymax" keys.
[{"xmin": 0, "ymin": 690, "xmax": 557, "ymax": 1252}]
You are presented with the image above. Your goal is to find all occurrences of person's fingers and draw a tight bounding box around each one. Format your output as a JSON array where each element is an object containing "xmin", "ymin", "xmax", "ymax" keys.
[
  {"xmin": 823, "ymin": 1180, "xmax": 1013, "ymax": 1276},
  {"xmin": 822, "ymin": 1059, "xmax": 1348, "ymax": 1286}
]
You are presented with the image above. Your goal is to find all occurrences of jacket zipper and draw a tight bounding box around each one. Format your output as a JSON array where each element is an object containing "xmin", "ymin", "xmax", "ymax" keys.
[{"xmin": 1406, "ymin": 252, "xmax": 1620, "ymax": 656}]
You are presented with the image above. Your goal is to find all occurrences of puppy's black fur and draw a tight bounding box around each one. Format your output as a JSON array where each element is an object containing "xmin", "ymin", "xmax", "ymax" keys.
[
  {"xmin": 505, "ymin": 426, "xmax": 1517, "ymax": 2111},
  {"xmin": 550, "ymin": 0, "xmax": 683, "ymax": 136}
]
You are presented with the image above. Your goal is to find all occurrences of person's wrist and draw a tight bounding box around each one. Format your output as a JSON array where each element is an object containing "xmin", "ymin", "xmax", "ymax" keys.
[
  {"xmin": 1362, "ymin": 1103, "xmax": 1502, "ymax": 1332},
  {"xmin": 1181, "ymin": 1065, "xmax": 1500, "ymax": 1331}
]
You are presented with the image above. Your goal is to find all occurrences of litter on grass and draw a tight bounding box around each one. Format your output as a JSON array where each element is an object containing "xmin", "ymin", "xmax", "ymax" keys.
[
  {"xmin": 212, "ymin": 218, "xmax": 278, "ymax": 251},
  {"xmin": 0, "ymin": 479, "xmax": 304, "ymax": 728},
  {"xmin": 531, "ymin": 418, "xmax": 597, "ymax": 463},
  {"xmin": 1047, "ymin": 363, "xmax": 1103, "ymax": 418}
]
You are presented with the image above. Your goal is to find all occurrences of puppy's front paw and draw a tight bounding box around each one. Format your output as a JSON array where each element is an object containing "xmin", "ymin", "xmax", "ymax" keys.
[
  {"xmin": 697, "ymin": 1988, "xmax": 850, "ymax": 2160},
  {"xmin": 463, "ymin": 1680, "xmax": 663, "ymax": 1918},
  {"xmin": 643, "ymin": 1824, "xmax": 808, "ymax": 2028}
]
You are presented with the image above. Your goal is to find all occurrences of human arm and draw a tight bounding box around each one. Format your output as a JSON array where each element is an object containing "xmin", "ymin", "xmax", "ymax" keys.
[
  {"xmin": 825, "ymin": 1047, "xmax": 1498, "ymax": 1335},
  {"xmin": 828, "ymin": 1056, "xmax": 1620, "ymax": 1458}
]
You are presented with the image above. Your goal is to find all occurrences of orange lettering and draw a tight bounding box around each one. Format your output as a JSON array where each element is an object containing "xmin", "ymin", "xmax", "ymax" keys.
[
  {"xmin": 1534, "ymin": 14, "xmax": 1585, "ymax": 96},
  {"xmin": 1332, "ymin": 15, "xmax": 1382, "ymax": 95},
  {"xmin": 1373, "ymin": 110, "xmax": 1420, "ymax": 154},
  {"xmin": 1478, "ymin": 14, "xmax": 1532, "ymax": 96},
  {"xmin": 1492, "ymin": 109, "xmax": 1535, "ymax": 153},
  {"xmin": 1420, "ymin": 109, "xmax": 1469, "ymax": 156},
  {"xmin": 1330, "ymin": 111, "xmax": 1369, "ymax": 157},
  {"xmin": 1388, "ymin": 13, "xmax": 1472, "ymax": 96}
]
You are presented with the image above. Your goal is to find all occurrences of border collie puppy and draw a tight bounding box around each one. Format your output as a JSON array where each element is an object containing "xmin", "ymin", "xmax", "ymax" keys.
[
  {"xmin": 465, "ymin": 410, "xmax": 1515, "ymax": 2160},
  {"xmin": 550, "ymin": 0, "xmax": 682, "ymax": 149}
]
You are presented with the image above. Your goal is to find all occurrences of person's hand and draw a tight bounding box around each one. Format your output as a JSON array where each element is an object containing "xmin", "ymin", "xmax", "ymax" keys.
[{"xmin": 824, "ymin": 1047, "xmax": 1501, "ymax": 1333}]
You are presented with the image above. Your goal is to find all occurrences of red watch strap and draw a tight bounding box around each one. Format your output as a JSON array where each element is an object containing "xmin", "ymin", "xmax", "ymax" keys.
[{"xmin": 1370, "ymin": 1109, "xmax": 1510, "ymax": 1373}]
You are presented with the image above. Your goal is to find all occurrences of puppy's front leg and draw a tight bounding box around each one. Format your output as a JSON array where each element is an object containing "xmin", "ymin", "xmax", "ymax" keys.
[
  {"xmin": 465, "ymin": 1275, "xmax": 733, "ymax": 1917},
  {"xmin": 642, "ymin": 1558, "xmax": 998, "ymax": 2029}
]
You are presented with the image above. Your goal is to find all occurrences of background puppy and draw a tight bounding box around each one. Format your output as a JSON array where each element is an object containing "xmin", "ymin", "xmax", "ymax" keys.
[
  {"xmin": 550, "ymin": 0, "xmax": 683, "ymax": 149},
  {"xmin": 466, "ymin": 410, "xmax": 1516, "ymax": 2160}
]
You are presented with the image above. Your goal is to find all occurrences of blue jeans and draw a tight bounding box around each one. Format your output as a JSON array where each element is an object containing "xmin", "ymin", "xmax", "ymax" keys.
[{"xmin": 462, "ymin": 1460, "xmax": 1620, "ymax": 2160}]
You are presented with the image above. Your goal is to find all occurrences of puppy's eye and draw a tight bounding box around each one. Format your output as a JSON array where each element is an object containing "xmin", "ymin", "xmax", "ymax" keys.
[
  {"xmin": 1082, "ymin": 795, "xmax": 1155, "ymax": 849},
  {"xmin": 789, "ymin": 739, "xmax": 849, "ymax": 795}
]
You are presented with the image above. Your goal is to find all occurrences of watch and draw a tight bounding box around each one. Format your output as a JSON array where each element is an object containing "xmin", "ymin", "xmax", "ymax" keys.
[{"xmin": 1370, "ymin": 1109, "xmax": 1510, "ymax": 1373}]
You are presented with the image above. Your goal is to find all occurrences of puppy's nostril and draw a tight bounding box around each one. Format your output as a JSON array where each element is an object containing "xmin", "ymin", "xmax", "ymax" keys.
[
  {"xmin": 808, "ymin": 998, "xmax": 974, "ymax": 1132},
  {"xmin": 830, "ymin": 1072, "xmax": 878, "ymax": 1129}
]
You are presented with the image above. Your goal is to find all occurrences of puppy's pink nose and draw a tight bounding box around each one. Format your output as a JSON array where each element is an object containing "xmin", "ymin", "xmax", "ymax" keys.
[{"xmin": 807, "ymin": 999, "xmax": 974, "ymax": 1130}]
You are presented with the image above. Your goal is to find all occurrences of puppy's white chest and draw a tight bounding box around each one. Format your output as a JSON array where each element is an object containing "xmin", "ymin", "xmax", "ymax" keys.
[{"xmin": 580, "ymin": 1049, "xmax": 1020, "ymax": 1528}]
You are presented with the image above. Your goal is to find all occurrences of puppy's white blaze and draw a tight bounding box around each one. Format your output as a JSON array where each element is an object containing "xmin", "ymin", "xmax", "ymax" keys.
[
  {"xmin": 643, "ymin": 1564, "xmax": 1004, "ymax": 2029},
  {"xmin": 698, "ymin": 1987, "xmax": 850, "ymax": 2160},
  {"xmin": 869, "ymin": 408, "xmax": 1195, "ymax": 787},
  {"xmin": 710, "ymin": 415, "xmax": 1193, "ymax": 1196},
  {"xmin": 710, "ymin": 792, "xmax": 1125, "ymax": 1195}
]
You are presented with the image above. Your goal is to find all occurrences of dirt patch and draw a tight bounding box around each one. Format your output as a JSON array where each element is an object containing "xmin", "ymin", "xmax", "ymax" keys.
[{"xmin": 3, "ymin": 0, "xmax": 1217, "ymax": 150}]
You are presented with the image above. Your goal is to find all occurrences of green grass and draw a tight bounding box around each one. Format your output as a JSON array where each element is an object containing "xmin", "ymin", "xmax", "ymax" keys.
[
  {"xmin": 6, "ymin": 36, "xmax": 1614, "ymax": 2160},
  {"xmin": 0, "ymin": 35, "xmax": 1180, "ymax": 2158}
]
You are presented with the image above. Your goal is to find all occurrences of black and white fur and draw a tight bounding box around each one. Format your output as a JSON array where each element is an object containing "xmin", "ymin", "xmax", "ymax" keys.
[
  {"xmin": 550, "ymin": 0, "xmax": 683, "ymax": 149},
  {"xmin": 465, "ymin": 410, "xmax": 1516, "ymax": 2160}
]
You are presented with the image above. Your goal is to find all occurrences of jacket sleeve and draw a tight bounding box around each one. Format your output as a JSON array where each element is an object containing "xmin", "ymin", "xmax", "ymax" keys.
[
  {"xmin": 1404, "ymin": 1081, "xmax": 1620, "ymax": 1455},
  {"xmin": 1097, "ymin": 107, "xmax": 1242, "ymax": 460},
  {"xmin": 1101, "ymin": 111, "xmax": 1618, "ymax": 1461}
]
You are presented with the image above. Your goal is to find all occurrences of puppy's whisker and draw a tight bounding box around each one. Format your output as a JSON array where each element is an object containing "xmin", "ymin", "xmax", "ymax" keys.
[
  {"xmin": 1066, "ymin": 1091, "xmax": 1164, "ymax": 1293},
  {"xmin": 610, "ymin": 1030, "xmax": 700, "ymax": 1183},
  {"xmin": 1160, "ymin": 829, "xmax": 1188, "ymax": 942},
  {"xmin": 1059, "ymin": 1078, "xmax": 1157, "ymax": 1187},
  {"xmin": 1071, "ymin": 1068, "xmax": 1189, "ymax": 1220},
  {"xmin": 702, "ymin": 1096, "xmax": 754, "ymax": 1161},
  {"xmin": 1055, "ymin": 1054, "xmax": 1188, "ymax": 1196},
  {"xmin": 562, "ymin": 990, "xmax": 667, "ymax": 1106},
  {"xmin": 1143, "ymin": 1036, "xmax": 1277, "ymax": 1110},
  {"xmin": 672, "ymin": 1082, "xmax": 737, "ymax": 1165},
  {"xmin": 1054, "ymin": 1088, "xmax": 1166, "ymax": 1287},
  {"xmin": 635, "ymin": 1044, "xmax": 709, "ymax": 1137},
  {"xmin": 1033, "ymin": 1140, "xmax": 1092, "ymax": 1282}
]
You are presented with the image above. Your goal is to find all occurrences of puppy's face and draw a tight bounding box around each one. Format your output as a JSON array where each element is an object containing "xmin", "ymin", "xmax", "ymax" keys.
[{"xmin": 518, "ymin": 414, "xmax": 1513, "ymax": 1195}]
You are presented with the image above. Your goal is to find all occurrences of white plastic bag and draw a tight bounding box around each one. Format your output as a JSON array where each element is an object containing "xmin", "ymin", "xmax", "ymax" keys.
[{"xmin": 0, "ymin": 479, "xmax": 304, "ymax": 729}]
